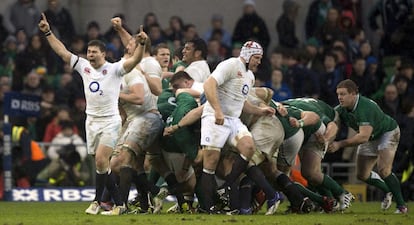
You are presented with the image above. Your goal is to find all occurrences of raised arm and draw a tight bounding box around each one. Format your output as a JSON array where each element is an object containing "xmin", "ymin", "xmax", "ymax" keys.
[
  {"xmin": 122, "ymin": 25, "xmax": 147, "ymax": 73},
  {"xmin": 38, "ymin": 13, "xmax": 72, "ymax": 63},
  {"xmin": 111, "ymin": 17, "xmax": 133, "ymax": 47}
]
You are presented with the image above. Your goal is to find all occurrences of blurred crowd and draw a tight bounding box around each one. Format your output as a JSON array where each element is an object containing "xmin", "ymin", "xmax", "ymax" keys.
[{"xmin": 0, "ymin": 0, "xmax": 414, "ymax": 199}]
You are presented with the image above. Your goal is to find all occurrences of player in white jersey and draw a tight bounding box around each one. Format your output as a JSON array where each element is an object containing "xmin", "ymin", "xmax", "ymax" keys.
[
  {"xmin": 108, "ymin": 17, "xmax": 187, "ymax": 213},
  {"xmin": 38, "ymin": 13, "xmax": 147, "ymax": 215},
  {"xmin": 182, "ymin": 38, "xmax": 211, "ymax": 83},
  {"xmin": 199, "ymin": 41, "xmax": 276, "ymax": 212}
]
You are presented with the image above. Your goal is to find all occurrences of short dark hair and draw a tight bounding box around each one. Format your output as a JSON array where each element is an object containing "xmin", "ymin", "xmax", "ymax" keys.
[
  {"xmin": 337, "ymin": 79, "xmax": 359, "ymax": 94},
  {"xmin": 152, "ymin": 43, "xmax": 170, "ymax": 55},
  {"xmin": 170, "ymin": 71, "xmax": 193, "ymax": 84},
  {"xmin": 187, "ymin": 38, "xmax": 207, "ymax": 60},
  {"xmin": 87, "ymin": 40, "xmax": 106, "ymax": 53}
]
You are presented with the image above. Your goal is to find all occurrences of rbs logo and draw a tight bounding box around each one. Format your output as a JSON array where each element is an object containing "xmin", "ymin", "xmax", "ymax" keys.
[{"xmin": 11, "ymin": 99, "xmax": 40, "ymax": 112}]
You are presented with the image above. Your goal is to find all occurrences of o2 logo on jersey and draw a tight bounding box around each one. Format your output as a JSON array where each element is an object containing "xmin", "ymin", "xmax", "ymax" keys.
[
  {"xmin": 89, "ymin": 81, "xmax": 103, "ymax": 95},
  {"xmin": 241, "ymin": 84, "xmax": 249, "ymax": 96}
]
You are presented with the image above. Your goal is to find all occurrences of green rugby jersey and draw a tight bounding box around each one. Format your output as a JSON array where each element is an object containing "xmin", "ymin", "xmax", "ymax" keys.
[{"xmin": 335, "ymin": 95, "xmax": 397, "ymax": 140}]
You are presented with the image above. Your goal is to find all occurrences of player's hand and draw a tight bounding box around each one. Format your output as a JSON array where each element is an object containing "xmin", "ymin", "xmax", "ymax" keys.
[
  {"xmin": 136, "ymin": 25, "xmax": 148, "ymax": 45},
  {"xmin": 328, "ymin": 141, "xmax": 340, "ymax": 153},
  {"xmin": 289, "ymin": 117, "xmax": 300, "ymax": 128},
  {"xmin": 111, "ymin": 17, "xmax": 122, "ymax": 31},
  {"xmin": 260, "ymin": 106, "xmax": 275, "ymax": 116},
  {"xmin": 215, "ymin": 110, "xmax": 224, "ymax": 125},
  {"xmin": 163, "ymin": 125, "xmax": 178, "ymax": 136},
  {"xmin": 38, "ymin": 13, "xmax": 50, "ymax": 33},
  {"xmin": 276, "ymin": 104, "xmax": 288, "ymax": 117}
]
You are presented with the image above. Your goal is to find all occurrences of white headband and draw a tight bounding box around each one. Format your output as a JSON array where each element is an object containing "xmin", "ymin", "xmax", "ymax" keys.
[{"xmin": 240, "ymin": 41, "xmax": 263, "ymax": 63}]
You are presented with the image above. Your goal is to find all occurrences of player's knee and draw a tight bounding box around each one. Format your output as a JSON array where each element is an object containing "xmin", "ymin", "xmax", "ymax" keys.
[
  {"xmin": 356, "ymin": 172, "xmax": 370, "ymax": 181},
  {"xmin": 377, "ymin": 167, "xmax": 392, "ymax": 178}
]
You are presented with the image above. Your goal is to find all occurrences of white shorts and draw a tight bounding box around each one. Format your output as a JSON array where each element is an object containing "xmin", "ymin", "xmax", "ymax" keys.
[
  {"xmin": 117, "ymin": 112, "xmax": 163, "ymax": 155},
  {"xmin": 85, "ymin": 115, "xmax": 122, "ymax": 155},
  {"xmin": 300, "ymin": 123, "xmax": 327, "ymax": 159},
  {"xmin": 161, "ymin": 150, "xmax": 194, "ymax": 183},
  {"xmin": 277, "ymin": 129, "xmax": 304, "ymax": 167},
  {"xmin": 250, "ymin": 115, "xmax": 284, "ymax": 159},
  {"xmin": 357, "ymin": 127, "xmax": 400, "ymax": 157},
  {"xmin": 200, "ymin": 115, "xmax": 251, "ymax": 149}
]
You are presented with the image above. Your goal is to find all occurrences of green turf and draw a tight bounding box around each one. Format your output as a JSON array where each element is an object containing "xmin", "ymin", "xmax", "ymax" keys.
[{"xmin": 0, "ymin": 201, "xmax": 412, "ymax": 225}]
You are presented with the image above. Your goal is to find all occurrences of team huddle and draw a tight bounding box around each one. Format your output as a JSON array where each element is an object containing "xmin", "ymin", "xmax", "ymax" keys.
[{"xmin": 38, "ymin": 13, "xmax": 408, "ymax": 216}]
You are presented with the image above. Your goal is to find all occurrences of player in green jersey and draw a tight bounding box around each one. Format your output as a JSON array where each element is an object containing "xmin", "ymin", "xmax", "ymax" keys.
[
  {"xmin": 283, "ymin": 98, "xmax": 354, "ymax": 211},
  {"xmin": 330, "ymin": 79, "xmax": 407, "ymax": 214}
]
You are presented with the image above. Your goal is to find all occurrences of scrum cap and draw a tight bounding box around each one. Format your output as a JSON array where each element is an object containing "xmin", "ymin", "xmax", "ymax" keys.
[{"xmin": 240, "ymin": 41, "xmax": 263, "ymax": 63}]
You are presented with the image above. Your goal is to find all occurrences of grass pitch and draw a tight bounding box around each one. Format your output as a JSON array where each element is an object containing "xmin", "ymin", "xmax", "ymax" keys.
[{"xmin": 0, "ymin": 201, "xmax": 412, "ymax": 225}]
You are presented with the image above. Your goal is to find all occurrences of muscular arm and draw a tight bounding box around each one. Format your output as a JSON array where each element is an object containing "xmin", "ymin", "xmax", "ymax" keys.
[
  {"xmin": 324, "ymin": 121, "xmax": 339, "ymax": 143},
  {"xmin": 143, "ymin": 73, "xmax": 162, "ymax": 96},
  {"xmin": 176, "ymin": 88, "xmax": 201, "ymax": 98},
  {"xmin": 203, "ymin": 76, "xmax": 221, "ymax": 112},
  {"xmin": 289, "ymin": 111, "xmax": 320, "ymax": 128},
  {"xmin": 38, "ymin": 13, "xmax": 71, "ymax": 63},
  {"xmin": 337, "ymin": 125, "xmax": 372, "ymax": 148},
  {"xmin": 122, "ymin": 26, "xmax": 147, "ymax": 73},
  {"xmin": 119, "ymin": 83, "xmax": 145, "ymax": 105},
  {"xmin": 242, "ymin": 100, "xmax": 275, "ymax": 116},
  {"xmin": 163, "ymin": 105, "xmax": 204, "ymax": 136},
  {"xmin": 111, "ymin": 17, "xmax": 132, "ymax": 47}
]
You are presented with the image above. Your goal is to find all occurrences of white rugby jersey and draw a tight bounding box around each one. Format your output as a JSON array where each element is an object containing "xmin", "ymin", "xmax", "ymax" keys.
[
  {"xmin": 120, "ymin": 68, "xmax": 157, "ymax": 121},
  {"xmin": 139, "ymin": 56, "xmax": 162, "ymax": 79},
  {"xmin": 202, "ymin": 57, "xmax": 254, "ymax": 118},
  {"xmin": 70, "ymin": 54, "xmax": 125, "ymax": 117},
  {"xmin": 184, "ymin": 60, "xmax": 210, "ymax": 83}
]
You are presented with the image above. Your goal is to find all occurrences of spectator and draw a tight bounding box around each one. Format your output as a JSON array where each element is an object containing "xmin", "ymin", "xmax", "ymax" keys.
[
  {"xmin": 0, "ymin": 35, "xmax": 18, "ymax": 77},
  {"xmin": 206, "ymin": 38, "xmax": 225, "ymax": 71},
  {"xmin": 0, "ymin": 14, "xmax": 9, "ymax": 44},
  {"xmin": 104, "ymin": 13, "xmax": 132, "ymax": 42},
  {"xmin": 366, "ymin": 56, "xmax": 387, "ymax": 95},
  {"xmin": 183, "ymin": 24, "xmax": 199, "ymax": 43},
  {"xmin": 232, "ymin": 0, "xmax": 270, "ymax": 51},
  {"xmin": 377, "ymin": 83, "xmax": 403, "ymax": 119},
  {"xmin": 15, "ymin": 33, "xmax": 59, "ymax": 77},
  {"xmin": 319, "ymin": 51, "xmax": 343, "ymax": 106},
  {"xmin": 203, "ymin": 13, "xmax": 232, "ymax": 49},
  {"xmin": 358, "ymin": 40, "xmax": 373, "ymax": 60},
  {"xmin": 276, "ymin": 0, "xmax": 300, "ymax": 49},
  {"xmin": 3, "ymin": 0, "xmax": 41, "ymax": 37},
  {"xmin": 284, "ymin": 49, "xmax": 320, "ymax": 98},
  {"xmin": 15, "ymin": 28, "xmax": 28, "ymax": 53},
  {"xmin": 339, "ymin": 9, "xmax": 356, "ymax": 36},
  {"xmin": 350, "ymin": 57, "xmax": 376, "ymax": 97},
  {"xmin": 304, "ymin": 37, "xmax": 324, "ymax": 73},
  {"xmin": 147, "ymin": 23, "xmax": 167, "ymax": 48},
  {"xmin": 105, "ymin": 36, "xmax": 123, "ymax": 62},
  {"xmin": 269, "ymin": 47, "xmax": 287, "ymax": 73},
  {"xmin": 20, "ymin": 70, "xmax": 45, "ymax": 96},
  {"xmin": 264, "ymin": 68, "xmax": 292, "ymax": 101},
  {"xmin": 164, "ymin": 15, "xmax": 185, "ymax": 42},
  {"xmin": 37, "ymin": 120, "xmax": 89, "ymax": 187},
  {"xmin": 83, "ymin": 21, "xmax": 106, "ymax": 47},
  {"xmin": 70, "ymin": 97, "xmax": 86, "ymax": 141},
  {"xmin": 33, "ymin": 86, "xmax": 57, "ymax": 141},
  {"xmin": 347, "ymin": 27, "xmax": 365, "ymax": 62},
  {"xmin": 69, "ymin": 35, "xmax": 86, "ymax": 56},
  {"xmin": 43, "ymin": 0, "xmax": 76, "ymax": 46},
  {"xmin": 305, "ymin": 0, "xmax": 342, "ymax": 39},
  {"xmin": 368, "ymin": 0, "xmax": 412, "ymax": 56},
  {"xmin": 316, "ymin": 7, "xmax": 343, "ymax": 49},
  {"xmin": 394, "ymin": 75, "xmax": 414, "ymax": 102},
  {"xmin": 43, "ymin": 106, "xmax": 78, "ymax": 143},
  {"xmin": 142, "ymin": 12, "xmax": 159, "ymax": 33}
]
